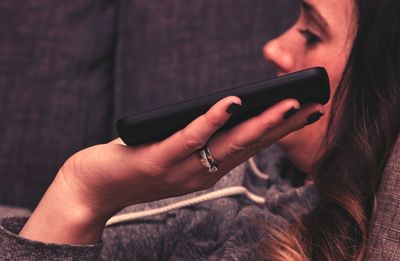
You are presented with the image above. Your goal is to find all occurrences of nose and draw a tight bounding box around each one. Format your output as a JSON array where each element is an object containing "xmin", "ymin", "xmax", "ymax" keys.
[{"xmin": 263, "ymin": 34, "xmax": 295, "ymax": 75}]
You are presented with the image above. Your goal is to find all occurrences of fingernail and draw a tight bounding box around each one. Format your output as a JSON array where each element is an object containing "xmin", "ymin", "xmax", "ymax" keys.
[
  {"xmin": 284, "ymin": 107, "xmax": 300, "ymax": 119},
  {"xmin": 226, "ymin": 103, "xmax": 241, "ymax": 114},
  {"xmin": 305, "ymin": 112, "xmax": 324, "ymax": 126}
]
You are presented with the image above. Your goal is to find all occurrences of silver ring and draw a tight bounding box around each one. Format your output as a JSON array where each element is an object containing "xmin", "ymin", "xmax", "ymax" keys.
[{"xmin": 197, "ymin": 145, "xmax": 219, "ymax": 173}]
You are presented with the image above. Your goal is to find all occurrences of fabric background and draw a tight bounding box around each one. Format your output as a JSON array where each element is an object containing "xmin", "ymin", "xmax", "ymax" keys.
[
  {"xmin": 1, "ymin": 1, "xmax": 400, "ymax": 258},
  {"xmin": 0, "ymin": 1, "xmax": 117, "ymax": 208},
  {"xmin": 365, "ymin": 137, "xmax": 400, "ymax": 260},
  {"xmin": 0, "ymin": 1, "xmax": 299, "ymax": 209}
]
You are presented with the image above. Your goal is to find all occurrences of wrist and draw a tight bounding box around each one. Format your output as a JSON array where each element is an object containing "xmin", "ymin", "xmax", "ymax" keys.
[{"xmin": 19, "ymin": 172, "xmax": 109, "ymax": 244}]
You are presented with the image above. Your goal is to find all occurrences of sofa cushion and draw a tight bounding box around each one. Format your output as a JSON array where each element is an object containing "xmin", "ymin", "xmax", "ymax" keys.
[
  {"xmin": 113, "ymin": 0, "xmax": 299, "ymax": 121},
  {"xmin": 0, "ymin": 1, "xmax": 117, "ymax": 208},
  {"xmin": 366, "ymin": 137, "xmax": 400, "ymax": 259},
  {"xmin": 0, "ymin": 0, "xmax": 299, "ymax": 210}
]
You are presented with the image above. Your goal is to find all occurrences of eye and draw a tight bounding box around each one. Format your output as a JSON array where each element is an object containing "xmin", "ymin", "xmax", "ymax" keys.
[{"xmin": 298, "ymin": 29, "xmax": 321, "ymax": 46}]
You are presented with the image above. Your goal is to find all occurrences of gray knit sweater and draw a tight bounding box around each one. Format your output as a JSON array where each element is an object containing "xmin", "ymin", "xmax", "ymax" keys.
[{"xmin": 0, "ymin": 146, "xmax": 318, "ymax": 260}]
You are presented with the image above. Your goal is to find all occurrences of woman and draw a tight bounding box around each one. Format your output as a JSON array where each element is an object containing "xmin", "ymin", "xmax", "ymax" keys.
[
  {"xmin": 1, "ymin": 0, "xmax": 399, "ymax": 260},
  {"xmin": 261, "ymin": 0, "xmax": 400, "ymax": 260}
]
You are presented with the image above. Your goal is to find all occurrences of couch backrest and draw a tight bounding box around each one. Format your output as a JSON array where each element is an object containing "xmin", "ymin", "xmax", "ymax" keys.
[
  {"xmin": 365, "ymin": 137, "xmax": 400, "ymax": 259},
  {"xmin": 0, "ymin": 1, "xmax": 299, "ymax": 209},
  {"xmin": 113, "ymin": 0, "xmax": 299, "ymax": 122},
  {"xmin": 0, "ymin": 0, "xmax": 117, "ymax": 208}
]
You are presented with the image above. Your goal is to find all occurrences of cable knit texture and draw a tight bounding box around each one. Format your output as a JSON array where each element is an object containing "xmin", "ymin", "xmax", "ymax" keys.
[
  {"xmin": 0, "ymin": 146, "xmax": 318, "ymax": 260},
  {"xmin": 2, "ymin": 140, "xmax": 400, "ymax": 260}
]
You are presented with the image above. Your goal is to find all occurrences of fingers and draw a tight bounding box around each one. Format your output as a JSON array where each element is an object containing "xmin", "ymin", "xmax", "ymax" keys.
[
  {"xmin": 209, "ymin": 98, "xmax": 303, "ymax": 161},
  {"xmin": 262, "ymin": 103, "xmax": 324, "ymax": 143},
  {"xmin": 164, "ymin": 99, "xmax": 301, "ymax": 178},
  {"xmin": 152, "ymin": 96, "xmax": 242, "ymax": 166},
  {"xmin": 167, "ymin": 101, "xmax": 324, "ymax": 183}
]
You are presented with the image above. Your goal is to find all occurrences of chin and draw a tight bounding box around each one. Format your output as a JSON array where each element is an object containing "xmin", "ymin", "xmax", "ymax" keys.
[{"xmin": 276, "ymin": 130, "xmax": 318, "ymax": 174}]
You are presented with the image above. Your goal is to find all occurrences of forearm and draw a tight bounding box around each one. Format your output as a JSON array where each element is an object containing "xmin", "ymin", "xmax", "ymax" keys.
[{"xmin": 17, "ymin": 97, "xmax": 322, "ymax": 245}]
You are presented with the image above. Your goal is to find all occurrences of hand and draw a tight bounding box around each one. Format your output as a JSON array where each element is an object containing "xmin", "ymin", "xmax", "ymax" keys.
[{"xmin": 19, "ymin": 96, "xmax": 324, "ymax": 244}]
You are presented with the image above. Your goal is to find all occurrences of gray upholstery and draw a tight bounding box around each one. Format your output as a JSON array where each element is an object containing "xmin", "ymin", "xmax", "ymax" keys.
[
  {"xmin": 1, "ymin": 1, "xmax": 399, "ymax": 258},
  {"xmin": 0, "ymin": 1, "xmax": 299, "ymax": 209},
  {"xmin": 366, "ymin": 137, "xmax": 400, "ymax": 260},
  {"xmin": 0, "ymin": 0, "xmax": 117, "ymax": 208},
  {"xmin": 113, "ymin": 0, "xmax": 299, "ymax": 119}
]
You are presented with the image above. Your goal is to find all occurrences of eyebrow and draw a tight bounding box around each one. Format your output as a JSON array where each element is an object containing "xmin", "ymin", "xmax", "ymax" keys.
[{"xmin": 301, "ymin": 1, "xmax": 331, "ymax": 36}]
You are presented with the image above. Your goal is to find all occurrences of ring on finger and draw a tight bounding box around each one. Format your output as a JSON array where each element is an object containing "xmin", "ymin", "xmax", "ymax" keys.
[{"xmin": 197, "ymin": 145, "xmax": 220, "ymax": 173}]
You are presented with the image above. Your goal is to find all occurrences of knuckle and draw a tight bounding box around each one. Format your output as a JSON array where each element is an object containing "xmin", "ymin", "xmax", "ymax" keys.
[
  {"xmin": 225, "ymin": 142, "xmax": 246, "ymax": 158},
  {"xmin": 204, "ymin": 114, "xmax": 223, "ymax": 129},
  {"xmin": 257, "ymin": 115, "xmax": 280, "ymax": 131},
  {"xmin": 184, "ymin": 136, "xmax": 205, "ymax": 151},
  {"xmin": 180, "ymin": 130, "xmax": 205, "ymax": 151}
]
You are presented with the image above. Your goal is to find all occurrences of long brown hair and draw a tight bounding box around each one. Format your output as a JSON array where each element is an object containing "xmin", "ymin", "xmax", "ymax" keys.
[{"xmin": 261, "ymin": 0, "xmax": 400, "ymax": 259}]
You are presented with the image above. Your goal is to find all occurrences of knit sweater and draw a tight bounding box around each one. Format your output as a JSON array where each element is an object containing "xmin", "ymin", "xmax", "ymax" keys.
[{"xmin": 0, "ymin": 146, "xmax": 318, "ymax": 260}]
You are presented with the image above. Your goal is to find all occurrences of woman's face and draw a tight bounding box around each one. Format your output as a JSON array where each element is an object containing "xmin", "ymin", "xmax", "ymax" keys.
[{"xmin": 264, "ymin": 0, "xmax": 357, "ymax": 173}]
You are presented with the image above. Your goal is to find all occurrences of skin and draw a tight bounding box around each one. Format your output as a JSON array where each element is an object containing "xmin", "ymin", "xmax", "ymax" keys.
[
  {"xmin": 264, "ymin": 0, "xmax": 357, "ymax": 173},
  {"xmin": 20, "ymin": 98, "xmax": 323, "ymax": 244},
  {"xmin": 18, "ymin": 0, "xmax": 354, "ymax": 245}
]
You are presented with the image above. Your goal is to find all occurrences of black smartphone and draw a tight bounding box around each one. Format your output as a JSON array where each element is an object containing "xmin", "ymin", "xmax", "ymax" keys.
[{"xmin": 117, "ymin": 67, "xmax": 330, "ymax": 146}]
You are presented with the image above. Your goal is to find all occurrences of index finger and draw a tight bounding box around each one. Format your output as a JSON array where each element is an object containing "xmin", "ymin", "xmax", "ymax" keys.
[{"xmin": 152, "ymin": 96, "xmax": 241, "ymax": 166}]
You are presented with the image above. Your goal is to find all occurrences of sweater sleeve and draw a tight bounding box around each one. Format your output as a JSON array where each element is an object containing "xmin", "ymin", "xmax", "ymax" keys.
[
  {"xmin": 0, "ymin": 216, "xmax": 102, "ymax": 261},
  {"xmin": 0, "ymin": 166, "xmax": 247, "ymax": 260}
]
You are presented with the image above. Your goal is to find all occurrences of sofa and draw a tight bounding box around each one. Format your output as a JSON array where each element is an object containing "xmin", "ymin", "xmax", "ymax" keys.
[
  {"xmin": 0, "ymin": 0, "xmax": 298, "ymax": 209},
  {"xmin": 0, "ymin": 1, "xmax": 399, "ymax": 258}
]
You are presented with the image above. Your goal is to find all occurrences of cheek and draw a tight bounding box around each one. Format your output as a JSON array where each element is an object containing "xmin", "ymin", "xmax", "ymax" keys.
[
  {"xmin": 323, "ymin": 54, "xmax": 349, "ymax": 99},
  {"xmin": 301, "ymin": 45, "xmax": 349, "ymax": 98}
]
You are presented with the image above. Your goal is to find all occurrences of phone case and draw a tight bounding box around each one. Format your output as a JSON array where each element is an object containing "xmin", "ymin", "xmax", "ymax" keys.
[{"xmin": 117, "ymin": 67, "xmax": 330, "ymax": 146}]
